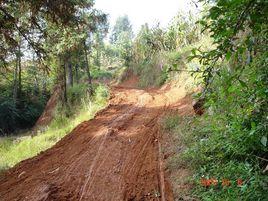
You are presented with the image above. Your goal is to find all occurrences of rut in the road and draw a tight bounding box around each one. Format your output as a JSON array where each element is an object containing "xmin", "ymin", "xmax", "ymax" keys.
[{"xmin": 0, "ymin": 85, "xmax": 192, "ymax": 201}]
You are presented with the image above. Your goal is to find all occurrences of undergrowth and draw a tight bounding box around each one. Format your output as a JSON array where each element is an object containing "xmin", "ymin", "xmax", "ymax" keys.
[
  {"xmin": 0, "ymin": 83, "xmax": 109, "ymax": 173},
  {"xmin": 131, "ymin": 35, "xmax": 211, "ymax": 88},
  {"xmin": 162, "ymin": 58, "xmax": 268, "ymax": 200},
  {"xmin": 161, "ymin": 114, "xmax": 196, "ymax": 200},
  {"xmin": 163, "ymin": 112, "xmax": 268, "ymax": 200}
]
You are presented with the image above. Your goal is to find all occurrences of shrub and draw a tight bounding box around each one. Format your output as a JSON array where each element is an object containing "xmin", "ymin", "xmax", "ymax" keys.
[
  {"xmin": 0, "ymin": 94, "xmax": 47, "ymax": 135},
  {"xmin": 0, "ymin": 84, "xmax": 109, "ymax": 172},
  {"xmin": 179, "ymin": 59, "xmax": 268, "ymax": 200}
]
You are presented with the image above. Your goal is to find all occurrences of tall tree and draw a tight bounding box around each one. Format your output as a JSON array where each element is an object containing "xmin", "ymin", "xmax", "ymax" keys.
[
  {"xmin": 110, "ymin": 15, "xmax": 133, "ymax": 66},
  {"xmin": 0, "ymin": 0, "xmax": 108, "ymax": 133},
  {"xmin": 0, "ymin": 0, "xmax": 95, "ymax": 64},
  {"xmin": 110, "ymin": 15, "xmax": 133, "ymax": 44}
]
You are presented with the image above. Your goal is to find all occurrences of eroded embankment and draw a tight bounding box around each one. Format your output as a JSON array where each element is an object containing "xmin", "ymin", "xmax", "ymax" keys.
[{"xmin": 0, "ymin": 83, "xmax": 193, "ymax": 201}]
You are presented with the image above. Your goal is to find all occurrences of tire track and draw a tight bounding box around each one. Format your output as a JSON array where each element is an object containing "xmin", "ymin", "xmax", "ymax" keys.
[{"xmin": 0, "ymin": 84, "xmax": 188, "ymax": 201}]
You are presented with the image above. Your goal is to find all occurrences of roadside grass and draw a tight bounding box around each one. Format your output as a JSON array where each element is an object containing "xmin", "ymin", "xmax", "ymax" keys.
[
  {"xmin": 0, "ymin": 84, "xmax": 109, "ymax": 173},
  {"xmin": 132, "ymin": 35, "xmax": 212, "ymax": 89},
  {"xmin": 181, "ymin": 115, "xmax": 268, "ymax": 201},
  {"xmin": 137, "ymin": 52, "xmax": 168, "ymax": 88},
  {"xmin": 161, "ymin": 114, "xmax": 196, "ymax": 201},
  {"xmin": 162, "ymin": 112, "xmax": 268, "ymax": 201}
]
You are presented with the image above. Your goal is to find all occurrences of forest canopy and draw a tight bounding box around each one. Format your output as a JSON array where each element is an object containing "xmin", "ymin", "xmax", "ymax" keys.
[{"xmin": 0, "ymin": 0, "xmax": 107, "ymax": 133}]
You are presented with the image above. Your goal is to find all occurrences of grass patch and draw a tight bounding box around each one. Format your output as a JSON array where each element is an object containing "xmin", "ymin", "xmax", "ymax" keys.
[
  {"xmin": 131, "ymin": 37, "xmax": 211, "ymax": 89},
  {"xmin": 175, "ymin": 114, "xmax": 268, "ymax": 201},
  {"xmin": 162, "ymin": 114, "xmax": 180, "ymax": 131},
  {"xmin": 161, "ymin": 114, "xmax": 196, "ymax": 200},
  {"xmin": 0, "ymin": 84, "xmax": 109, "ymax": 172},
  {"xmin": 161, "ymin": 110, "xmax": 268, "ymax": 200}
]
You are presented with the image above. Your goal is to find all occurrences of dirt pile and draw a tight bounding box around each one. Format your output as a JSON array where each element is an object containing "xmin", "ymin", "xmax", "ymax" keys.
[{"xmin": 33, "ymin": 85, "xmax": 61, "ymax": 131}]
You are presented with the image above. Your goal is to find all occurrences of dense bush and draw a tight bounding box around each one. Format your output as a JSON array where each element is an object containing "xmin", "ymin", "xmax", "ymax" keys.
[
  {"xmin": 180, "ymin": 0, "xmax": 268, "ymax": 199},
  {"xmin": 91, "ymin": 68, "xmax": 113, "ymax": 80},
  {"xmin": 0, "ymin": 91, "xmax": 47, "ymax": 135},
  {"xmin": 130, "ymin": 13, "xmax": 204, "ymax": 88},
  {"xmin": 0, "ymin": 83, "xmax": 109, "ymax": 172}
]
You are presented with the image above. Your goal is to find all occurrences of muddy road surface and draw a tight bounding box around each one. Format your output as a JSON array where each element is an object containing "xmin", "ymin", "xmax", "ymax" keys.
[{"xmin": 0, "ymin": 83, "xmax": 193, "ymax": 201}]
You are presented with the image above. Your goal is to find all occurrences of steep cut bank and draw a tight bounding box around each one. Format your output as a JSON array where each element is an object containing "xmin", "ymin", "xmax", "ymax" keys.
[
  {"xmin": 0, "ymin": 80, "xmax": 193, "ymax": 201},
  {"xmin": 33, "ymin": 85, "xmax": 61, "ymax": 130}
]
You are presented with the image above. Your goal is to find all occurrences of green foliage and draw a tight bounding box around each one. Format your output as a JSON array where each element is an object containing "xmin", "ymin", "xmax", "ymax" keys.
[
  {"xmin": 91, "ymin": 68, "xmax": 112, "ymax": 80},
  {"xmin": 0, "ymin": 0, "xmax": 108, "ymax": 136},
  {"xmin": 67, "ymin": 83, "xmax": 89, "ymax": 105},
  {"xmin": 0, "ymin": 98, "xmax": 20, "ymax": 135},
  {"xmin": 110, "ymin": 15, "xmax": 133, "ymax": 44},
  {"xmin": 180, "ymin": 112, "xmax": 268, "ymax": 200},
  {"xmin": 0, "ymin": 83, "xmax": 109, "ymax": 172},
  {"xmin": 162, "ymin": 114, "xmax": 180, "ymax": 131},
  {"xmin": 165, "ymin": 12, "xmax": 201, "ymax": 50},
  {"xmin": 130, "ymin": 12, "xmax": 204, "ymax": 88},
  {"xmin": 192, "ymin": 0, "xmax": 268, "ymax": 162},
  {"xmin": 194, "ymin": 0, "xmax": 268, "ymax": 89},
  {"xmin": 93, "ymin": 84, "xmax": 110, "ymax": 104},
  {"xmin": 0, "ymin": 85, "xmax": 47, "ymax": 135},
  {"xmin": 199, "ymin": 0, "xmax": 267, "ymax": 57},
  {"xmin": 136, "ymin": 54, "xmax": 168, "ymax": 88},
  {"xmin": 0, "ymin": 0, "xmax": 108, "ymax": 135},
  {"xmin": 163, "ymin": 109, "xmax": 268, "ymax": 200},
  {"xmin": 183, "ymin": 0, "xmax": 268, "ymax": 199},
  {"xmin": 108, "ymin": 15, "xmax": 133, "ymax": 66},
  {"xmin": 0, "ymin": 0, "xmax": 96, "ymax": 62}
]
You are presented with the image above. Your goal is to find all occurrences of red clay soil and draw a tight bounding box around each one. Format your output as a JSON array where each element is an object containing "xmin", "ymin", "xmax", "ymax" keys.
[
  {"xmin": 33, "ymin": 85, "xmax": 61, "ymax": 130},
  {"xmin": 0, "ymin": 80, "xmax": 193, "ymax": 201}
]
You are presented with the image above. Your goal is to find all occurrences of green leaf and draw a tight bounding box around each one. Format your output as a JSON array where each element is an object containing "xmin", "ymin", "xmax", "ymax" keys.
[
  {"xmin": 228, "ymin": 85, "xmax": 236, "ymax": 93},
  {"xmin": 239, "ymin": 80, "xmax": 247, "ymax": 88},
  {"xmin": 251, "ymin": 122, "xmax": 256, "ymax": 129},
  {"xmin": 226, "ymin": 51, "xmax": 232, "ymax": 61},
  {"xmin": 249, "ymin": 129, "xmax": 256, "ymax": 136},
  {"xmin": 261, "ymin": 136, "xmax": 267, "ymax": 147},
  {"xmin": 191, "ymin": 48, "xmax": 197, "ymax": 56},
  {"xmin": 172, "ymin": 63, "xmax": 178, "ymax": 70}
]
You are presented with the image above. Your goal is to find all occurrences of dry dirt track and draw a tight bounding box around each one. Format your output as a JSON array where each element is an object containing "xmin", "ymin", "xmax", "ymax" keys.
[{"xmin": 0, "ymin": 81, "xmax": 193, "ymax": 201}]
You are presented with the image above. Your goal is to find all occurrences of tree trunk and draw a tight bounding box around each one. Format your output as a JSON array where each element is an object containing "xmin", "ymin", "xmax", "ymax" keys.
[
  {"xmin": 84, "ymin": 41, "xmax": 93, "ymax": 95},
  {"xmin": 34, "ymin": 75, "xmax": 39, "ymax": 96},
  {"xmin": 18, "ymin": 44, "xmax": 22, "ymax": 99},
  {"xmin": 58, "ymin": 55, "xmax": 68, "ymax": 105},
  {"xmin": 42, "ymin": 79, "xmax": 47, "ymax": 98},
  {"xmin": 75, "ymin": 64, "xmax": 79, "ymax": 84},
  {"xmin": 96, "ymin": 48, "xmax": 100, "ymax": 68},
  {"xmin": 32, "ymin": 55, "xmax": 40, "ymax": 96},
  {"xmin": 13, "ymin": 56, "xmax": 18, "ymax": 105},
  {"xmin": 67, "ymin": 62, "xmax": 73, "ymax": 87},
  {"xmin": 63, "ymin": 60, "xmax": 68, "ymax": 103},
  {"xmin": 13, "ymin": 44, "xmax": 22, "ymax": 106}
]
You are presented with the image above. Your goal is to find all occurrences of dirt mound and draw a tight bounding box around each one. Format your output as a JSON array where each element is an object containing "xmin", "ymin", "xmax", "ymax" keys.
[
  {"xmin": 0, "ymin": 82, "xmax": 193, "ymax": 200},
  {"xmin": 33, "ymin": 85, "xmax": 61, "ymax": 131}
]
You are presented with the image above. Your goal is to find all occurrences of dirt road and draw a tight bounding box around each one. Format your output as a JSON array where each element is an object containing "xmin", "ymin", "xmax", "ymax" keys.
[{"xmin": 0, "ymin": 81, "xmax": 193, "ymax": 201}]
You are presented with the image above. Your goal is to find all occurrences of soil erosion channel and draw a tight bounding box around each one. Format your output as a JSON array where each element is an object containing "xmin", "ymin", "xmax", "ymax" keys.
[{"xmin": 0, "ymin": 82, "xmax": 193, "ymax": 201}]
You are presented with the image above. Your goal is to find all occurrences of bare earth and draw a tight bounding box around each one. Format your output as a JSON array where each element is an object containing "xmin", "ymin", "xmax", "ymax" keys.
[{"xmin": 0, "ymin": 79, "xmax": 193, "ymax": 201}]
